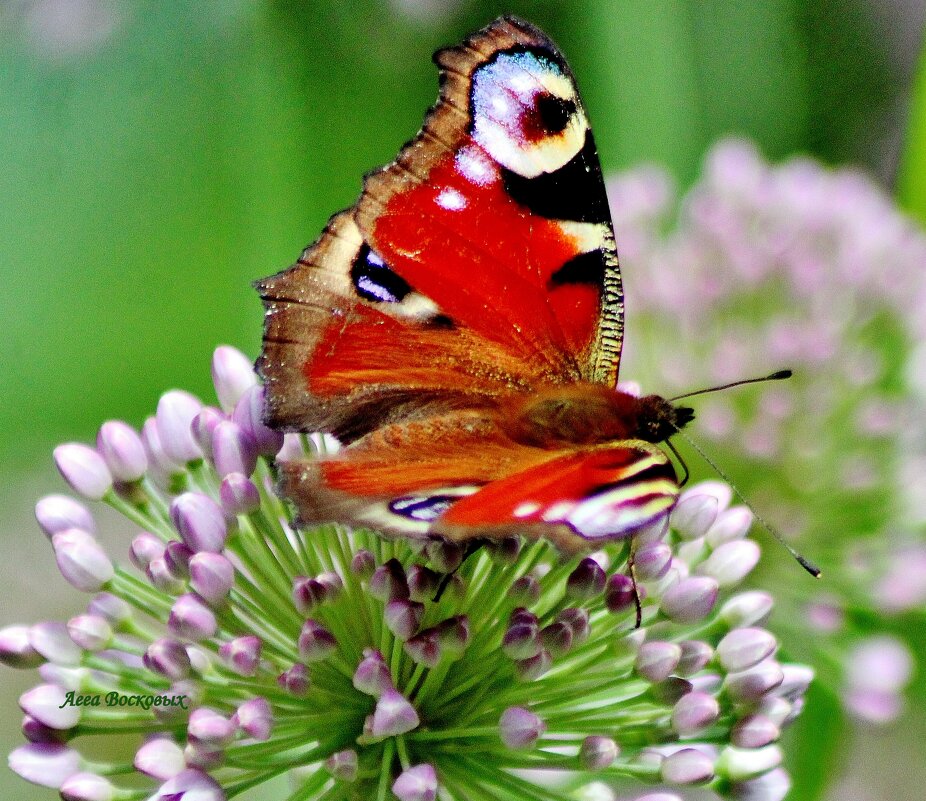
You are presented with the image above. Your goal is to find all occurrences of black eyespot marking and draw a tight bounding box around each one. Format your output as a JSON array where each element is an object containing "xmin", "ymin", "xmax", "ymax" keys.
[
  {"xmin": 549, "ymin": 250, "xmax": 607, "ymax": 288},
  {"xmin": 390, "ymin": 495, "xmax": 458, "ymax": 522},
  {"xmin": 536, "ymin": 94, "xmax": 576, "ymax": 134},
  {"xmin": 350, "ymin": 244, "xmax": 411, "ymax": 303},
  {"xmin": 501, "ymin": 132, "xmax": 611, "ymax": 223}
]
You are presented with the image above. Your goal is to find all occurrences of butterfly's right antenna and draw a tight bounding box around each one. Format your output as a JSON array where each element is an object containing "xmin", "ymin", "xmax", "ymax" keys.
[
  {"xmin": 668, "ymin": 370, "xmax": 793, "ymax": 402},
  {"xmin": 673, "ymin": 429, "xmax": 821, "ymax": 578}
]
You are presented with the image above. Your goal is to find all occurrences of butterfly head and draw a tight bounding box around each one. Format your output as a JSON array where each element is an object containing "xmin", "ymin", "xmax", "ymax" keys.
[{"xmin": 635, "ymin": 395, "xmax": 695, "ymax": 444}]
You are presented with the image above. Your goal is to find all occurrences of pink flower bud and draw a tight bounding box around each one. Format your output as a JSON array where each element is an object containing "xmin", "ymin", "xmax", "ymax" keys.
[
  {"xmin": 96, "ymin": 421, "xmax": 148, "ymax": 483},
  {"xmin": 170, "ymin": 493, "xmax": 227, "ymax": 553},
  {"xmin": 53, "ymin": 444, "xmax": 112, "ymax": 500},
  {"xmin": 392, "ymin": 763, "xmax": 437, "ymax": 801},
  {"xmin": 636, "ymin": 641, "xmax": 682, "ymax": 683},
  {"xmin": 8, "ymin": 742, "xmax": 81, "ymax": 788},
  {"xmin": 169, "ymin": 595, "xmax": 217, "ymax": 641},
  {"xmin": 371, "ymin": 689, "xmax": 420, "ymax": 737},
  {"xmin": 325, "ymin": 749, "xmax": 358, "ymax": 782},
  {"xmin": 35, "ymin": 495, "xmax": 95, "ymax": 538},
  {"xmin": 220, "ymin": 635, "xmax": 262, "ymax": 676},
  {"xmin": 212, "ymin": 421, "xmax": 258, "ymax": 478},
  {"xmin": 0, "ymin": 625, "xmax": 43, "ymax": 669},
  {"xmin": 499, "ymin": 706, "xmax": 545, "ymax": 749},
  {"xmin": 234, "ymin": 697, "xmax": 273, "ymax": 741},
  {"xmin": 19, "ymin": 684, "xmax": 81, "ymax": 730},
  {"xmin": 232, "ymin": 385, "xmax": 284, "ymax": 456},
  {"xmin": 52, "ymin": 529, "xmax": 114, "ymax": 592},
  {"xmin": 66, "ymin": 615, "xmax": 112, "ymax": 651},
  {"xmin": 156, "ymin": 390, "xmax": 203, "ymax": 463},
  {"xmin": 134, "ymin": 737, "xmax": 185, "ymax": 780},
  {"xmin": 219, "ymin": 473, "xmax": 260, "ymax": 516},
  {"xmin": 212, "ymin": 346, "xmax": 258, "ymax": 412},
  {"xmin": 189, "ymin": 552, "xmax": 235, "ymax": 604},
  {"xmin": 60, "ymin": 771, "xmax": 115, "ymax": 801}
]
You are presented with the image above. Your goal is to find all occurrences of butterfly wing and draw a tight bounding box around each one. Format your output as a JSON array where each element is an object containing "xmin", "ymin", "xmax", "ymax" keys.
[{"xmin": 257, "ymin": 15, "xmax": 624, "ymax": 444}]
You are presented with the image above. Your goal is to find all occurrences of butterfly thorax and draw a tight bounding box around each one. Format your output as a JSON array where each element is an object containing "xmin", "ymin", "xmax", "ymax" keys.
[{"xmin": 502, "ymin": 383, "xmax": 694, "ymax": 449}]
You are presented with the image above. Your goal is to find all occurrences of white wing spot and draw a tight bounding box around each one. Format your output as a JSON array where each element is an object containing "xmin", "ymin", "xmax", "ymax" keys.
[
  {"xmin": 542, "ymin": 501, "xmax": 576, "ymax": 522},
  {"xmin": 513, "ymin": 501, "xmax": 541, "ymax": 518},
  {"xmin": 436, "ymin": 188, "xmax": 467, "ymax": 211},
  {"xmin": 455, "ymin": 146, "xmax": 496, "ymax": 186}
]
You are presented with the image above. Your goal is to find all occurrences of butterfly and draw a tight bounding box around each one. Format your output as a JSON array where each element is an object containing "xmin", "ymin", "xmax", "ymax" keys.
[{"xmin": 256, "ymin": 15, "xmax": 695, "ymax": 556}]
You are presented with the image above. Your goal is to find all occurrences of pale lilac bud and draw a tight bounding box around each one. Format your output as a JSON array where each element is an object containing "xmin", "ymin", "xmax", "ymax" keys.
[
  {"xmin": 233, "ymin": 385, "xmax": 284, "ymax": 456},
  {"xmin": 672, "ymin": 691, "xmax": 720, "ymax": 735},
  {"xmin": 298, "ymin": 621, "xmax": 336, "ymax": 662},
  {"xmin": 134, "ymin": 737, "xmax": 185, "ymax": 780},
  {"xmin": 661, "ymin": 747, "xmax": 715, "ymax": 785},
  {"xmin": 35, "ymin": 494, "xmax": 95, "ymax": 537},
  {"xmin": 66, "ymin": 615, "xmax": 112, "ymax": 651},
  {"xmin": 278, "ymin": 663, "xmax": 310, "ymax": 696},
  {"xmin": 171, "ymin": 493, "xmax": 227, "ymax": 553},
  {"xmin": 580, "ymin": 735, "xmax": 619, "ymax": 769},
  {"xmin": 212, "ymin": 421, "xmax": 258, "ymax": 478},
  {"xmin": 566, "ymin": 557, "xmax": 606, "ymax": 599},
  {"xmin": 141, "ymin": 417, "xmax": 182, "ymax": 476},
  {"xmin": 716, "ymin": 744, "xmax": 782, "ymax": 781},
  {"xmin": 164, "ymin": 541, "xmax": 193, "ymax": 578},
  {"xmin": 728, "ymin": 767, "xmax": 790, "ymax": 801},
  {"xmin": 147, "ymin": 557, "xmax": 185, "ymax": 594},
  {"xmin": 697, "ymin": 540, "xmax": 760, "ymax": 586},
  {"xmin": 540, "ymin": 621, "xmax": 573, "ymax": 657},
  {"xmin": 29, "ymin": 620, "xmax": 81, "ymax": 667},
  {"xmin": 426, "ymin": 539, "xmax": 463, "ymax": 573},
  {"xmin": 510, "ymin": 574, "xmax": 540, "ymax": 605},
  {"xmin": 720, "ymin": 591, "xmax": 774, "ymax": 628},
  {"xmin": 22, "ymin": 715, "xmax": 68, "ymax": 744},
  {"xmin": 350, "ymin": 549, "xmax": 376, "ymax": 577},
  {"xmin": 724, "ymin": 661, "xmax": 785, "ymax": 701},
  {"xmin": 635, "ymin": 516, "xmax": 669, "ymax": 545},
  {"xmin": 636, "ymin": 641, "xmax": 682, "ymax": 683},
  {"xmin": 385, "ymin": 599, "xmax": 424, "ymax": 640},
  {"xmin": 212, "ymin": 345, "xmax": 258, "ymax": 412},
  {"xmin": 189, "ymin": 552, "xmax": 235, "ymax": 604},
  {"xmin": 436, "ymin": 615, "xmax": 469, "ymax": 653},
  {"xmin": 503, "ymin": 620, "xmax": 541, "ymax": 660},
  {"xmin": 515, "ymin": 649, "xmax": 552, "ymax": 681},
  {"xmin": 38, "ymin": 663, "xmax": 87, "ymax": 690},
  {"xmin": 325, "ymin": 749, "xmax": 358, "ymax": 782},
  {"xmin": 156, "ymin": 390, "xmax": 203, "ymax": 463},
  {"xmin": 53, "ymin": 444, "xmax": 112, "ymax": 500},
  {"xmin": 169, "ymin": 595, "xmax": 217, "ymax": 641},
  {"xmin": 352, "ymin": 650, "xmax": 392, "ymax": 696},
  {"xmin": 52, "ymin": 529, "xmax": 114, "ymax": 593},
  {"xmin": 219, "ymin": 473, "xmax": 260, "ymax": 516},
  {"xmin": 671, "ymin": 492, "xmax": 719, "ymax": 540},
  {"xmin": 191, "ymin": 406, "xmax": 225, "ymax": 460},
  {"xmin": 755, "ymin": 696, "xmax": 793, "ymax": 727},
  {"xmin": 404, "ymin": 630, "xmax": 441, "ymax": 667},
  {"xmin": 60, "ymin": 771, "xmax": 115, "ymax": 801},
  {"xmin": 86, "ymin": 593, "xmax": 131, "ymax": 626},
  {"xmin": 0, "ymin": 625, "xmax": 43, "ymax": 669},
  {"xmin": 732, "ymin": 713, "xmax": 780, "ymax": 748},
  {"xmin": 635, "ymin": 795, "xmax": 684, "ymax": 801},
  {"xmin": 144, "ymin": 638, "xmax": 191, "ymax": 680},
  {"xmin": 233, "ymin": 697, "xmax": 272, "ymax": 740},
  {"xmin": 189, "ymin": 707, "xmax": 236, "ymax": 745},
  {"xmin": 8, "ymin": 742, "xmax": 81, "ymax": 788},
  {"xmin": 776, "ymin": 664, "xmax": 815, "ymax": 699},
  {"xmin": 184, "ymin": 741, "xmax": 224, "ymax": 770},
  {"xmin": 660, "ymin": 576, "xmax": 719, "ymax": 623},
  {"xmin": 220, "ymin": 635, "xmax": 262, "ymax": 675},
  {"xmin": 96, "ymin": 421, "xmax": 148, "ymax": 483},
  {"xmin": 130, "ymin": 532, "xmax": 164, "ymax": 570},
  {"xmin": 392, "ymin": 763, "xmax": 437, "ymax": 801},
  {"xmin": 605, "ymin": 572, "xmax": 636, "ymax": 613},
  {"xmin": 677, "ymin": 640, "xmax": 713, "ymax": 675},
  {"xmin": 151, "ymin": 769, "xmax": 224, "ymax": 801},
  {"xmin": 846, "ymin": 637, "xmax": 911, "ymax": 693},
  {"xmin": 705, "ymin": 506, "xmax": 754, "ymax": 547},
  {"xmin": 371, "ymin": 688, "xmax": 420, "ymax": 736},
  {"xmin": 556, "ymin": 607, "xmax": 590, "ymax": 644},
  {"xmin": 19, "ymin": 684, "xmax": 81, "ymax": 729},
  {"xmin": 716, "ymin": 628, "xmax": 777, "ymax": 672},
  {"xmin": 499, "ymin": 706, "xmax": 545, "ymax": 749},
  {"xmin": 407, "ymin": 564, "xmax": 440, "ymax": 601},
  {"xmin": 635, "ymin": 543, "xmax": 673, "ymax": 580},
  {"xmin": 368, "ymin": 559, "xmax": 409, "ymax": 601}
]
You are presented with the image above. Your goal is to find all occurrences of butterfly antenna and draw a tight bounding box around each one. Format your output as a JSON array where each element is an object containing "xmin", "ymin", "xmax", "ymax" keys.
[
  {"xmin": 671, "ymin": 429, "xmax": 822, "ymax": 578},
  {"xmin": 668, "ymin": 370, "xmax": 793, "ymax": 402},
  {"xmin": 627, "ymin": 542, "xmax": 643, "ymax": 629}
]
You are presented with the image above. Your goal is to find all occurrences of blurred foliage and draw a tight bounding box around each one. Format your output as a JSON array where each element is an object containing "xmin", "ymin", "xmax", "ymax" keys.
[
  {"xmin": 0, "ymin": 0, "xmax": 911, "ymax": 468},
  {"xmin": 900, "ymin": 28, "xmax": 926, "ymax": 220}
]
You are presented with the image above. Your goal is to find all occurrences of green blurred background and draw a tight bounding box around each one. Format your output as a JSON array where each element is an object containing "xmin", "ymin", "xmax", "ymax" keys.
[{"xmin": 1, "ymin": 1, "xmax": 924, "ymax": 799}]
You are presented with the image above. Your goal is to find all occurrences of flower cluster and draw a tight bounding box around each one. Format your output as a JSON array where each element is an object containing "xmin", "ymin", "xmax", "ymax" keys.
[
  {"xmin": 1, "ymin": 347, "xmax": 811, "ymax": 801},
  {"xmin": 607, "ymin": 140, "xmax": 926, "ymax": 722}
]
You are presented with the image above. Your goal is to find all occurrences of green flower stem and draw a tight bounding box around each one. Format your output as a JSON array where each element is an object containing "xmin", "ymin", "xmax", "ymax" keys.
[
  {"xmin": 105, "ymin": 490, "xmax": 171, "ymax": 538},
  {"xmin": 376, "ymin": 739, "xmax": 396, "ymax": 801},
  {"xmin": 395, "ymin": 734, "xmax": 412, "ymax": 770},
  {"xmin": 109, "ymin": 571, "xmax": 173, "ymax": 617}
]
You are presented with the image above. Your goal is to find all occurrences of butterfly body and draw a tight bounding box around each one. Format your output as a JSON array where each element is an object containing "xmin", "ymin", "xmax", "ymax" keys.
[{"xmin": 258, "ymin": 16, "xmax": 689, "ymax": 553}]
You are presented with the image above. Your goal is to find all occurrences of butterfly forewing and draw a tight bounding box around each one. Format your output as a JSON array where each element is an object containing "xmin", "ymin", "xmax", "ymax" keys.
[{"xmin": 258, "ymin": 15, "xmax": 675, "ymax": 549}]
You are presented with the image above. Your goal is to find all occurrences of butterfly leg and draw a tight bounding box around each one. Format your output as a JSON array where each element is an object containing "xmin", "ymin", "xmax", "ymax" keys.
[
  {"xmin": 432, "ymin": 539, "xmax": 486, "ymax": 602},
  {"xmin": 665, "ymin": 439, "xmax": 690, "ymax": 487},
  {"xmin": 627, "ymin": 539, "xmax": 643, "ymax": 629}
]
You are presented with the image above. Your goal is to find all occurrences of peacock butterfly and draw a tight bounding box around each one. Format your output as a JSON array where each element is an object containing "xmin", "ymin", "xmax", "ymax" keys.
[{"xmin": 256, "ymin": 15, "xmax": 695, "ymax": 555}]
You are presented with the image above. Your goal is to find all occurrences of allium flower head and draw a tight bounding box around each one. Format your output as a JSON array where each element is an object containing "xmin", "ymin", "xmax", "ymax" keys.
[
  {"xmin": 608, "ymin": 140, "xmax": 926, "ymax": 721},
  {"xmin": 2, "ymin": 347, "xmax": 813, "ymax": 799}
]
